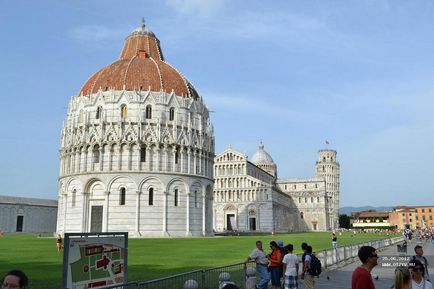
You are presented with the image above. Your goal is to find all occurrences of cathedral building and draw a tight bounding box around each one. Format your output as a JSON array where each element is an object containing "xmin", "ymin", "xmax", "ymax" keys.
[
  {"xmin": 56, "ymin": 21, "xmax": 215, "ymax": 237},
  {"xmin": 213, "ymin": 144, "xmax": 340, "ymax": 232}
]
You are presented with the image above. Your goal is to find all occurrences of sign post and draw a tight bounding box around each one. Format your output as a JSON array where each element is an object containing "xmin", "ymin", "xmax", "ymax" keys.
[{"xmin": 62, "ymin": 232, "xmax": 128, "ymax": 289}]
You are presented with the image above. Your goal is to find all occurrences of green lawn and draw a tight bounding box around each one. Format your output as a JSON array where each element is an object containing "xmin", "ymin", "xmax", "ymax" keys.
[{"xmin": 0, "ymin": 232, "xmax": 398, "ymax": 289}]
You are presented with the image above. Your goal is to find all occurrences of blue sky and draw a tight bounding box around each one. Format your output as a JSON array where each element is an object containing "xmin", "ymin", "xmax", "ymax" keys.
[{"xmin": 1, "ymin": 0, "xmax": 434, "ymax": 207}]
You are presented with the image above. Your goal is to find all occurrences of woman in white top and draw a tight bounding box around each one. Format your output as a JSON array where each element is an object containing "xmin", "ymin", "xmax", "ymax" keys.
[{"xmin": 412, "ymin": 260, "xmax": 434, "ymax": 289}]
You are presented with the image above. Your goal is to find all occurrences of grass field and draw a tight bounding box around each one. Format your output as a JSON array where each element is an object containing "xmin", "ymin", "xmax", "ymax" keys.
[{"xmin": 0, "ymin": 231, "xmax": 398, "ymax": 289}]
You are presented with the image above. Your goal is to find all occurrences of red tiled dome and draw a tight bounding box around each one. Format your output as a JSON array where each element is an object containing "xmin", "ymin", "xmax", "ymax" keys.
[{"xmin": 79, "ymin": 21, "xmax": 199, "ymax": 99}]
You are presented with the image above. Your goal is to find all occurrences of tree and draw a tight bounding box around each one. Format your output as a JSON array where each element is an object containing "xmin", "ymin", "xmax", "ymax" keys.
[{"xmin": 339, "ymin": 214, "xmax": 351, "ymax": 228}]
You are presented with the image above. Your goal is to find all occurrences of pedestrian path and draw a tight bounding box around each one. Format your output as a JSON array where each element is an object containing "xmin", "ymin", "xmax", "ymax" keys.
[{"xmin": 308, "ymin": 239, "xmax": 434, "ymax": 289}]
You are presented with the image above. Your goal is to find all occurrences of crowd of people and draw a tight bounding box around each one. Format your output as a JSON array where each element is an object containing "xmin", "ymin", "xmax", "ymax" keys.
[{"xmin": 245, "ymin": 239, "xmax": 321, "ymax": 289}]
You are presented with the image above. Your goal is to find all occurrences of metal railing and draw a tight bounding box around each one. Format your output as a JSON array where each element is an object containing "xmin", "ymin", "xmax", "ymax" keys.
[
  {"xmin": 100, "ymin": 236, "xmax": 402, "ymax": 289},
  {"xmin": 100, "ymin": 262, "xmax": 255, "ymax": 289}
]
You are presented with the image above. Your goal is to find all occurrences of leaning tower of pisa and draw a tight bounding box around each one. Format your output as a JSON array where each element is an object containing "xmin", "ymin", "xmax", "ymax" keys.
[{"xmin": 316, "ymin": 149, "xmax": 340, "ymax": 230}]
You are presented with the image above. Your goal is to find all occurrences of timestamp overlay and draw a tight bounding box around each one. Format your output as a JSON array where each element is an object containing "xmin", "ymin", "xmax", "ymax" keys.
[{"xmin": 379, "ymin": 255, "xmax": 413, "ymax": 268}]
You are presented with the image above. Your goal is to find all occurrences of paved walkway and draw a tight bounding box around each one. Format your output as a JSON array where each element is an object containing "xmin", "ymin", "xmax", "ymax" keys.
[{"xmin": 302, "ymin": 239, "xmax": 434, "ymax": 289}]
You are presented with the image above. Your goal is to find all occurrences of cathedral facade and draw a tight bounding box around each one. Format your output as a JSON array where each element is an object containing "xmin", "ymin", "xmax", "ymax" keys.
[
  {"xmin": 56, "ymin": 21, "xmax": 215, "ymax": 237},
  {"xmin": 213, "ymin": 144, "xmax": 340, "ymax": 232}
]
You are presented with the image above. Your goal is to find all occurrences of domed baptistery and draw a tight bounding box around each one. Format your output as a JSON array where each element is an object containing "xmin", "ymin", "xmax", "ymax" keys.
[{"xmin": 56, "ymin": 20, "xmax": 215, "ymax": 237}]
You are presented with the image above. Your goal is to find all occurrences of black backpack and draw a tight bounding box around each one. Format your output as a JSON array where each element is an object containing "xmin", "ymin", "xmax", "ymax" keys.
[{"xmin": 309, "ymin": 254, "xmax": 322, "ymax": 276}]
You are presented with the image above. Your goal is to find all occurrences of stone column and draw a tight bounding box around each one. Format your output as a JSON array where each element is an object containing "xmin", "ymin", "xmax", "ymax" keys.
[
  {"xmin": 186, "ymin": 189, "xmax": 191, "ymax": 236},
  {"xmin": 146, "ymin": 146, "xmax": 151, "ymax": 171},
  {"xmin": 163, "ymin": 191, "xmax": 168, "ymax": 236},
  {"xmin": 202, "ymin": 190, "xmax": 206, "ymax": 236},
  {"xmin": 63, "ymin": 193, "xmax": 67, "ymax": 232},
  {"xmin": 99, "ymin": 146, "xmax": 103, "ymax": 171},
  {"xmin": 136, "ymin": 190, "xmax": 141, "ymax": 236},
  {"xmin": 187, "ymin": 148, "xmax": 191, "ymax": 174},
  {"xmin": 180, "ymin": 146, "xmax": 185, "ymax": 173},
  {"xmin": 81, "ymin": 192, "xmax": 87, "ymax": 232},
  {"xmin": 104, "ymin": 191, "xmax": 110, "ymax": 232},
  {"xmin": 155, "ymin": 145, "xmax": 161, "ymax": 171}
]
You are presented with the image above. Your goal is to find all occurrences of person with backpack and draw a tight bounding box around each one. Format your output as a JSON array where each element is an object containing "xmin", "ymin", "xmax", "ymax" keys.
[
  {"xmin": 412, "ymin": 245, "xmax": 430, "ymax": 281},
  {"xmin": 301, "ymin": 245, "xmax": 315, "ymax": 289}
]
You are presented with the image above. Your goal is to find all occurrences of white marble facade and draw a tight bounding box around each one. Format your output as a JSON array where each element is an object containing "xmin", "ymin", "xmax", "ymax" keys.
[
  {"xmin": 56, "ymin": 22, "xmax": 215, "ymax": 237},
  {"xmin": 213, "ymin": 145, "xmax": 340, "ymax": 232}
]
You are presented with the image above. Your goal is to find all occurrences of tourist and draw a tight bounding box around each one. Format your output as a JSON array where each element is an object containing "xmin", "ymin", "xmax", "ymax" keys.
[
  {"xmin": 351, "ymin": 246, "xmax": 378, "ymax": 289},
  {"xmin": 300, "ymin": 242, "xmax": 308, "ymax": 264},
  {"xmin": 412, "ymin": 245, "xmax": 430, "ymax": 281},
  {"xmin": 268, "ymin": 241, "xmax": 284, "ymax": 289},
  {"xmin": 394, "ymin": 266, "xmax": 411, "ymax": 289},
  {"xmin": 245, "ymin": 240, "xmax": 270, "ymax": 289},
  {"xmin": 1, "ymin": 269, "xmax": 28, "ymax": 289},
  {"xmin": 282, "ymin": 244, "xmax": 299, "ymax": 289},
  {"xmin": 301, "ymin": 245, "xmax": 315, "ymax": 289},
  {"xmin": 411, "ymin": 260, "xmax": 434, "ymax": 289},
  {"xmin": 56, "ymin": 233, "xmax": 63, "ymax": 253},
  {"xmin": 332, "ymin": 233, "xmax": 337, "ymax": 249}
]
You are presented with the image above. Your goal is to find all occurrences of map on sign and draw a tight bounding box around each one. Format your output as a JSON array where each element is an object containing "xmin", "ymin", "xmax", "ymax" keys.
[{"xmin": 64, "ymin": 234, "xmax": 127, "ymax": 289}]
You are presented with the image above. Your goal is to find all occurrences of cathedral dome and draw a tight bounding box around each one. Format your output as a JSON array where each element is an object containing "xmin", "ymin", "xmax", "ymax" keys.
[
  {"xmin": 251, "ymin": 143, "xmax": 275, "ymax": 165},
  {"xmin": 79, "ymin": 20, "xmax": 199, "ymax": 99}
]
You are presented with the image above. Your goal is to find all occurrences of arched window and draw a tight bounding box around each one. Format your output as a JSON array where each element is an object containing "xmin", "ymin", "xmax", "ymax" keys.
[
  {"xmin": 119, "ymin": 188, "xmax": 126, "ymax": 205},
  {"xmin": 72, "ymin": 189, "xmax": 77, "ymax": 207},
  {"xmin": 79, "ymin": 110, "xmax": 84, "ymax": 123},
  {"xmin": 300, "ymin": 212, "xmax": 304, "ymax": 219},
  {"xmin": 96, "ymin": 106, "xmax": 102, "ymax": 119},
  {"xmin": 140, "ymin": 146, "xmax": 146, "ymax": 162},
  {"xmin": 194, "ymin": 190, "xmax": 198, "ymax": 208},
  {"xmin": 145, "ymin": 105, "xmax": 152, "ymax": 119},
  {"xmin": 121, "ymin": 104, "xmax": 128, "ymax": 118},
  {"xmin": 174, "ymin": 189, "xmax": 178, "ymax": 206},
  {"xmin": 175, "ymin": 147, "xmax": 179, "ymax": 164},
  {"xmin": 93, "ymin": 145, "xmax": 100, "ymax": 163},
  {"xmin": 169, "ymin": 107, "xmax": 175, "ymax": 121},
  {"xmin": 148, "ymin": 188, "xmax": 154, "ymax": 206}
]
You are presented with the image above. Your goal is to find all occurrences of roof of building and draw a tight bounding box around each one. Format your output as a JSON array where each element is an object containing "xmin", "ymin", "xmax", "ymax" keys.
[
  {"xmin": 0, "ymin": 195, "xmax": 58, "ymax": 207},
  {"xmin": 79, "ymin": 19, "xmax": 199, "ymax": 99},
  {"xmin": 251, "ymin": 142, "xmax": 275, "ymax": 165},
  {"xmin": 353, "ymin": 211, "xmax": 390, "ymax": 218}
]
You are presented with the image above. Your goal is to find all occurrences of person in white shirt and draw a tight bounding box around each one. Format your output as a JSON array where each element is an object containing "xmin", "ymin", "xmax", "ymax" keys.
[
  {"xmin": 245, "ymin": 240, "xmax": 270, "ymax": 289},
  {"xmin": 412, "ymin": 260, "xmax": 434, "ymax": 289},
  {"xmin": 282, "ymin": 244, "xmax": 299, "ymax": 289}
]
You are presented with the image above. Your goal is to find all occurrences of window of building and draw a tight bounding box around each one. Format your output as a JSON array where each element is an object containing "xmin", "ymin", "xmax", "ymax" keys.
[
  {"xmin": 169, "ymin": 107, "xmax": 175, "ymax": 121},
  {"xmin": 146, "ymin": 105, "xmax": 152, "ymax": 119},
  {"xmin": 430, "ymin": 216, "xmax": 433, "ymax": 220},
  {"xmin": 311, "ymin": 197, "xmax": 313, "ymax": 203},
  {"xmin": 415, "ymin": 209, "xmax": 418, "ymax": 213},
  {"xmin": 96, "ymin": 106, "xmax": 102, "ymax": 119},
  {"xmin": 430, "ymin": 209, "xmax": 432, "ymax": 213},
  {"xmin": 194, "ymin": 190, "xmax": 198, "ymax": 208},
  {"xmin": 304, "ymin": 197, "xmax": 307, "ymax": 203},
  {"xmin": 416, "ymin": 216, "xmax": 419, "ymax": 220},
  {"xmin": 293, "ymin": 185, "xmax": 296, "ymax": 189},
  {"xmin": 402, "ymin": 213, "xmax": 405, "ymax": 216},
  {"xmin": 315, "ymin": 184, "xmax": 318, "ymax": 188},
  {"xmin": 79, "ymin": 110, "xmax": 84, "ymax": 123},
  {"xmin": 175, "ymin": 150, "xmax": 179, "ymax": 164},
  {"xmin": 317, "ymin": 197, "xmax": 320, "ymax": 202},
  {"xmin": 174, "ymin": 189, "xmax": 178, "ymax": 207},
  {"xmin": 119, "ymin": 188, "xmax": 126, "ymax": 205},
  {"xmin": 140, "ymin": 146, "xmax": 146, "ymax": 162},
  {"xmin": 93, "ymin": 145, "xmax": 100, "ymax": 163},
  {"xmin": 72, "ymin": 189, "xmax": 76, "ymax": 207},
  {"xmin": 298, "ymin": 197, "xmax": 301, "ymax": 203},
  {"xmin": 121, "ymin": 104, "xmax": 128, "ymax": 118},
  {"xmin": 16, "ymin": 216, "xmax": 24, "ymax": 232},
  {"xmin": 304, "ymin": 184, "xmax": 307, "ymax": 189},
  {"xmin": 300, "ymin": 212, "xmax": 304, "ymax": 219},
  {"xmin": 422, "ymin": 209, "xmax": 425, "ymax": 213},
  {"xmin": 148, "ymin": 188, "xmax": 154, "ymax": 206}
]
